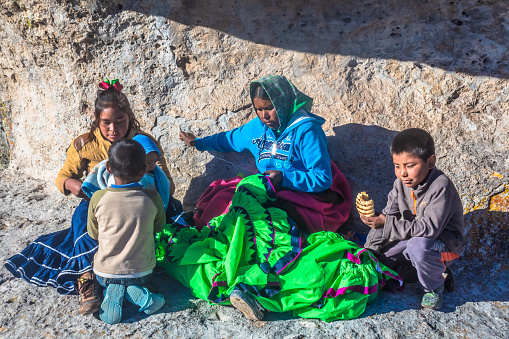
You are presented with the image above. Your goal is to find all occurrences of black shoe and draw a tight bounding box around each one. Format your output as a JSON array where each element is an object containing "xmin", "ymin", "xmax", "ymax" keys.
[
  {"xmin": 393, "ymin": 262, "xmax": 419, "ymax": 283},
  {"xmin": 443, "ymin": 267, "xmax": 455, "ymax": 292},
  {"xmin": 230, "ymin": 290, "xmax": 264, "ymax": 321},
  {"xmin": 383, "ymin": 278, "xmax": 403, "ymax": 293}
]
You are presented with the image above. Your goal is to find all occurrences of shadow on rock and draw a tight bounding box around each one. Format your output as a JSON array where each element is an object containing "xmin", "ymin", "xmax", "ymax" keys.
[
  {"xmin": 328, "ymin": 123, "xmax": 398, "ymax": 234},
  {"xmin": 360, "ymin": 204, "xmax": 509, "ymax": 316},
  {"xmin": 182, "ymin": 151, "xmax": 257, "ymax": 210},
  {"xmin": 463, "ymin": 209, "xmax": 509, "ymax": 262},
  {"xmin": 115, "ymin": 0, "xmax": 508, "ymax": 78},
  {"xmin": 363, "ymin": 256, "xmax": 509, "ymax": 317}
]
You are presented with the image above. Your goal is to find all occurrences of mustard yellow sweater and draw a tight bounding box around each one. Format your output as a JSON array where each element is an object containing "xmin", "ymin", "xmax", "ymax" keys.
[{"xmin": 55, "ymin": 128, "xmax": 174, "ymax": 195}]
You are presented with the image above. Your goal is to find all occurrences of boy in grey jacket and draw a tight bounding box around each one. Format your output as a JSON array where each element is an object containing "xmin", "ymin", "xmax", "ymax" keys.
[{"xmin": 361, "ymin": 128, "xmax": 465, "ymax": 310}]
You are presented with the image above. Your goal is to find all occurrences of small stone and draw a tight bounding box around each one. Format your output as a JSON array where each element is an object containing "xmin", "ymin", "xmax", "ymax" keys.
[
  {"xmin": 4, "ymin": 1, "xmax": 21, "ymax": 13},
  {"xmin": 299, "ymin": 320, "xmax": 317, "ymax": 328},
  {"xmin": 253, "ymin": 320, "xmax": 267, "ymax": 328},
  {"xmin": 207, "ymin": 312, "xmax": 219, "ymax": 321},
  {"xmin": 347, "ymin": 59, "xmax": 358, "ymax": 68},
  {"xmin": 283, "ymin": 335, "xmax": 305, "ymax": 339},
  {"xmin": 216, "ymin": 310, "xmax": 232, "ymax": 322}
]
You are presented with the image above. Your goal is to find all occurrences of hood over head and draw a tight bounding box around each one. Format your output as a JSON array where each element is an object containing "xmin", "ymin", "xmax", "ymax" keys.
[{"xmin": 250, "ymin": 75, "xmax": 313, "ymax": 133}]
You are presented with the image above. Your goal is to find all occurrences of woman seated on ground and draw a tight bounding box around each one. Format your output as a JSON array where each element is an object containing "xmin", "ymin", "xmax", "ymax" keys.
[
  {"xmin": 162, "ymin": 76, "xmax": 399, "ymax": 322},
  {"xmin": 179, "ymin": 74, "xmax": 352, "ymax": 233}
]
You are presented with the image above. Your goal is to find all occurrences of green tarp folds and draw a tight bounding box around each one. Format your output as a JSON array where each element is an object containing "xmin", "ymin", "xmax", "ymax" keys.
[{"xmin": 156, "ymin": 175, "xmax": 401, "ymax": 321}]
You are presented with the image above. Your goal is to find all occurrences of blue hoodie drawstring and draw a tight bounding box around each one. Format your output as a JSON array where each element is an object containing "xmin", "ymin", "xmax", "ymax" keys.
[{"xmin": 283, "ymin": 130, "xmax": 294, "ymax": 170}]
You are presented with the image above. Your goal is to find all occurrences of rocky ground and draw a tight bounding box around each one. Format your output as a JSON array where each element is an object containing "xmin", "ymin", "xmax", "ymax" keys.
[{"xmin": 0, "ymin": 170, "xmax": 508, "ymax": 339}]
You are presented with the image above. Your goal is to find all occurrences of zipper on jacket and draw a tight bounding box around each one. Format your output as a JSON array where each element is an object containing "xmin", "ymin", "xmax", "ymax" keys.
[{"xmin": 411, "ymin": 191, "xmax": 417, "ymax": 215}]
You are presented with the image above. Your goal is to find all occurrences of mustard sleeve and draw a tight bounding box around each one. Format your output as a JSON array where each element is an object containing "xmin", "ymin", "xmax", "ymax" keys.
[
  {"xmin": 145, "ymin": 189, "xmax": 166, "ymax": 234},
  {"xmin": 55, "ymin": 140, "xmax": 88, "ymax": 195}
]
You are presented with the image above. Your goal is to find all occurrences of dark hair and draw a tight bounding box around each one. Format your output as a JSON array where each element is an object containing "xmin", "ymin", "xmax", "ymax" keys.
[
  {"xmin": 89, "ymin": 85, "xmax": 141, "ymax": 142},
  {"xmin": 390, "ymin": 128, "xmax": 435, "ymax": 161},
  {"xmin": 107, "ymin": 139, "xmax": 146, "ymax": 180},
  {"xmin": 250, "ymin": 83, "xmax": 270, "ymax": 100}
]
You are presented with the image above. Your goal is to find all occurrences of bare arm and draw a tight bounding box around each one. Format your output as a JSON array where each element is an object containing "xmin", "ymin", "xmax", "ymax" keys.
[
  {"xmin": 64, "ymin": 178, "xmax": 89, "ymax": 200},
  {"xmin": 179, "ymin": 131, "xmax": 196, "ymax": 147}
]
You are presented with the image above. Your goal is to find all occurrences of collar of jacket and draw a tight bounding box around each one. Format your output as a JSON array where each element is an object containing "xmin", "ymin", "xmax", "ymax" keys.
[{"xmin": 412, "ymin": 167, "xmax": 441, "ymax": 198}]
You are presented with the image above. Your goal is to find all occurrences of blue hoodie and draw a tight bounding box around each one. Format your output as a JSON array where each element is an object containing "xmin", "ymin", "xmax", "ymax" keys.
[{"xmin": 194, "ymin": 109, "xmax": 332, "ymax": 192}]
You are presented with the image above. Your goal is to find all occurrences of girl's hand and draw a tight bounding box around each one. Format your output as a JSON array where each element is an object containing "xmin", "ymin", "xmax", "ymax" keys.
[
  {"xmin": 64, "ymin": 178, "xmax": 89, "ymax": 200},
  {"xmin": 179, "ymin": 131, "xmax": 196, "ymax": 147},
  {"xmin": 360, "ymin": 213, "xmax": 385, "ymax": 229},
  {"xmin": 263, "ymin": 170, "xmax": 283, "ymax": 189}
]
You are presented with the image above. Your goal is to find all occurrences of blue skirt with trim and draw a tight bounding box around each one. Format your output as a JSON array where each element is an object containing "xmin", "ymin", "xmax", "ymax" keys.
[{"xmin": 4, "ymin": 200, "xmax": 97, "ymax": 295}]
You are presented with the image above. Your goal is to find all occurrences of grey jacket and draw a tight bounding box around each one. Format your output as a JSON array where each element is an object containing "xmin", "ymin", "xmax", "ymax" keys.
[{"xmin": 365, "ymin": 167, "xmax": 465, "ymax": 255}]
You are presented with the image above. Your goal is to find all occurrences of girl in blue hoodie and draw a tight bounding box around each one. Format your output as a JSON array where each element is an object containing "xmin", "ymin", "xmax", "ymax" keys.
[
  {"xmin": 180, "ymin": 75, "xmax": 352, "ymax": 233},
  {"xmin": 181, "ymin": 75, "xmax": 332, "ymax": 191}
]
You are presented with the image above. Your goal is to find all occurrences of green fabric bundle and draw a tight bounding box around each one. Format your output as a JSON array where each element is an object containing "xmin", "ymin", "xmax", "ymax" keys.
[{"xmin": 155, "ymin": 175, "xmax": 401, "ymax": 321}]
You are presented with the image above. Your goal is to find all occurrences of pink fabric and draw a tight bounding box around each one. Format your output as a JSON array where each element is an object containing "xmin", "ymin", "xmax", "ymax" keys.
[
  {"xmin": 193, "ymin": 162, "xmax": 352, "ymax": 233},
  {"xmin": 346, "ymin": 249, "xmax": 368, "ymax": 264},
  {"xmin": 276, "ymin": 162, "xmax": 352, "ymax": 233},
  {"xmin": 192, "ymin": 176, "xmax": 243, "ymax": 230}
]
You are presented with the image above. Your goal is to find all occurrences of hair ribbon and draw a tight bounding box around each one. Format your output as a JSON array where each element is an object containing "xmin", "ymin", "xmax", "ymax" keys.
[{"xmin": 99, "ymin": 78, "xmax": 123, "ymax": 92}]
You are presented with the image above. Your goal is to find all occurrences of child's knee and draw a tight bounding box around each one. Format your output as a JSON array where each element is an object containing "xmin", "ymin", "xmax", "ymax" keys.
[
  {"xmin": 406, "ymin": 237, "xmax": 435, "ymax": 261},
  {"xmin": 364, "ymin": 228, "xmax": 385, "ymax": 251}
]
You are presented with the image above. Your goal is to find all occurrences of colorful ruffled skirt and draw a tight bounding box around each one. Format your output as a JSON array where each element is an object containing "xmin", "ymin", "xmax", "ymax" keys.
[
  {"xmin": 156, "ymin": 175, "xmax": 402, "ymax": 321},
  {"xmin": 4, "ymin": 200, "xmax": 97, "ymax": 295}
]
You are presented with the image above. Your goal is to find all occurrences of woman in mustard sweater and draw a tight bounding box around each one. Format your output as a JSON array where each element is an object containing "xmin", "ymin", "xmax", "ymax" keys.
[{"xmin": 5, "ymin": 79, "xmax": 176, "ymax": 316}]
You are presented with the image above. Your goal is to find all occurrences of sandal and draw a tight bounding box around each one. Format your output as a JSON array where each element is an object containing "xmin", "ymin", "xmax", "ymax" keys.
[
  {"xmin": 99, "ymin": 284, "xmax": 125, "ymax": 324},
  {"xmin": 125, "ymin": 285, "xmax": 165, "ymax": 315}
]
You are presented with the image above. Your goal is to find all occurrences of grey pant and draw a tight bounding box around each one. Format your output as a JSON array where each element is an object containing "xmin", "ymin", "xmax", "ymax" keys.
[{"xmin": 366, "ymin": 232, "xmax": 457, "ymax": 291}]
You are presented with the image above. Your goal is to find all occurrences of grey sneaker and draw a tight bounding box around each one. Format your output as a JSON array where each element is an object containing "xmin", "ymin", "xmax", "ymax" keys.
[
  {"xmin": 230, "ymin": 290, "xmax": 264, "ymax": 320},
  {"xmin": 421, "ymin": 284, "xmax": 444, "ymax": 310}
]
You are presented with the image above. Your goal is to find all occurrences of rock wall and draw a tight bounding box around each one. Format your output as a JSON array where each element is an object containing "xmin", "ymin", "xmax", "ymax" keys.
[{"xmin": 0, "ymin": 0, "xmax": 507, "ymax": 257}]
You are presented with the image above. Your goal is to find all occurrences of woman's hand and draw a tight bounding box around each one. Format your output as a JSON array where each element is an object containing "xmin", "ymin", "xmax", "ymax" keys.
[
  {"xmin": 64, "ymin": 178, "xmax": 89, "ymax": 200},
  {"xmin": 360, "ymin": 213, "xmax": 386, "ymax": 229},
  {"xmin": 179, "ymin": 131, "xmax": 196, "ymax": 147},
  {"xmin": 263, "ymin": 170, "xmax": 283, "ymax": 189}
]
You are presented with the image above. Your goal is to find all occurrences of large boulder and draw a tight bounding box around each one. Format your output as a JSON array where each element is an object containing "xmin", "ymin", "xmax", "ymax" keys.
[{"xmin": 0, "ymin": 0, "xmax": 507, "ymax": 258}]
